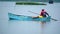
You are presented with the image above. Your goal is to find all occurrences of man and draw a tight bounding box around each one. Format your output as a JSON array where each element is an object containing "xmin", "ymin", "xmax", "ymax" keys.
[
  {"xmin": 32, "ymin": 9, "xmax": 49, "ymax": 18},
  {"xmin": 40, "ymin": 9, "xmax": 49, "ymax": 17}
]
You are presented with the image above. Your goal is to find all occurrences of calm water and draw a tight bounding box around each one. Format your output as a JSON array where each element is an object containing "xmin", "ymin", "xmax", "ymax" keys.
[
  {"xmin": 8, "ymin": 3, "xmax": 60, "ymax": 34},
  {"xmin": 0, "ymin": 2, "xmax": 60, "ymax": 34},
  {"xmin": 8, "ymin": 20, "xmax": 60, "ymax": 34}
]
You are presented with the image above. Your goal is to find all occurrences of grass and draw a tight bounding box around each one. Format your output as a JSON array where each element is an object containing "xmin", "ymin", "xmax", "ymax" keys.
[{"xmin": 16, "ymin": 2, "xmax": 47, "ymax": 5}]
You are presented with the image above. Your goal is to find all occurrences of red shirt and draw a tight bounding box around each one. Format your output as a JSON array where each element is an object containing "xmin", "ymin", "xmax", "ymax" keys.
[{"xmin": 40, "ymin": 11, "xmax": 46, "ymax": 16}]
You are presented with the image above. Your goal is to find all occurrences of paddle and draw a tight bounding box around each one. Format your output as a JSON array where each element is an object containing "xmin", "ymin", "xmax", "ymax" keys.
[
  {"xmin": 51, "ymin": 18, "xmax": 58, "ymax": 21},
  {"xmin": 28, "ymin": 11, "xmax": 58, "ymax": 21}
]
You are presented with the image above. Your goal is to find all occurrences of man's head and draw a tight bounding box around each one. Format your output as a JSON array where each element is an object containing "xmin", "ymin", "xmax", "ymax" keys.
[{"xmin": 42, "ymin": 9, "xmax": 44, "ymax": 11}]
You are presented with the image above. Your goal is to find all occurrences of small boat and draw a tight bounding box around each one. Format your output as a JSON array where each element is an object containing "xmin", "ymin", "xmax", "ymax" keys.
[{"xmin": 8, "ymin": 13, "xmax": 51, "ymax": 22}]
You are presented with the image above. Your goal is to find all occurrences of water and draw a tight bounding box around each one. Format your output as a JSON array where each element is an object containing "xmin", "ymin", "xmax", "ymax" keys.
[
  {"xmin": 8, "ymin": 20, "xmax": 60, "ymax": 34},
  {"xmin": 0, "ymin": 2, "xmax": 60, "ymax": 34},
  {"xmin": 8, "ymin": 21, "xmax": 41, "ymax": 34}
]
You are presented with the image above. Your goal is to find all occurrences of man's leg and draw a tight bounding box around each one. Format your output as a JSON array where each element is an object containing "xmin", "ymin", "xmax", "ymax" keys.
[{"xmin": 32, "ymin": 16, "xmax": 39, "ymax": 19}]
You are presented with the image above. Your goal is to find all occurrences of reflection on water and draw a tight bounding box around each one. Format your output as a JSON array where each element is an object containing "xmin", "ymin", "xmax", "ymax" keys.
[{"xmin": 8, "ymin": 20, "xmax": 60, "ymax": 34}]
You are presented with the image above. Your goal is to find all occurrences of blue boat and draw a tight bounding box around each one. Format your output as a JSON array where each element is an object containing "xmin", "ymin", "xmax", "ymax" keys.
[{"xmin": 8, "ymin": 13, "xmax": 51, "ymax": 22}]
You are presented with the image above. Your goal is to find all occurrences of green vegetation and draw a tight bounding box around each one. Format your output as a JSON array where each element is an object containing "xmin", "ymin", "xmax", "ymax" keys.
[{"xmin": 16, "ymin": 2, "xmax": 47, "ymax": 5}]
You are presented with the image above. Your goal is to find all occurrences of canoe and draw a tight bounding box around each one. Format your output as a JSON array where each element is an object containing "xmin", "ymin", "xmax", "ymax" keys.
[{"xmin": 8, "ymin": 13, "xmax": 51, "ymax": 22}]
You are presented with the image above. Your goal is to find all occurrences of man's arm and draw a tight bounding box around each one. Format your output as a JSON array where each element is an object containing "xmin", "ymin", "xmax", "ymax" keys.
[{"xmin": 45, "ymin": 12, "xmax": 49, "ymax": 16}]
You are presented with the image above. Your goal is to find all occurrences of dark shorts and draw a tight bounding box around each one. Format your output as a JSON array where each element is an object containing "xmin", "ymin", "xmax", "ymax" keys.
[{"xmin": 43, "ymin": 15, "xmax": 46, "ymax": 17}]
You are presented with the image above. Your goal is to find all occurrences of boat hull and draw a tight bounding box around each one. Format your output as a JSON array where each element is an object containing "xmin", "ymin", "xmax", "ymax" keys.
[{"xmin": 8, "ymin": 13, "xmax": 51, "ymax": 22}]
